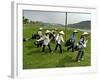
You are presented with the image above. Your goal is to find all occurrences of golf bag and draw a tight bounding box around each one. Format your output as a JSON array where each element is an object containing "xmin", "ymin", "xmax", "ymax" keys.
[
  {"xmin": 32, "ymin": 34, "xmax": 41, "ymax": 40},
  {"xmin": 48, "ymin": 33, "xmax": 56, "ymax": 42},
  {"xmin": 65, "ymin": 39, "xmax": 72, "ymax": 47},
  {"xmin": 34, "ymin": 40, "xmax": 43, "ymax": 48},
  {"xmin": 74, "ymin": 45, "xmax": 78, "ymax": 51}
]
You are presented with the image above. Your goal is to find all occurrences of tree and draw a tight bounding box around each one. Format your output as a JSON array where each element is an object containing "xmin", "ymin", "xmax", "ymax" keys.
[{"xmin": 23, "ymin": 16, "xmax": 29, "ymax": 24}]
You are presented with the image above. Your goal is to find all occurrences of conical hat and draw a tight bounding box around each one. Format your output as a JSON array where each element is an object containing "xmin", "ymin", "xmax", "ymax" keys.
[
  {"xmin": 45, "ymin": 30, "xmax": 50, "ymax": 33},
  {"xmin": 73, "ymin": 30, "xmax": 78, "ymax": 33},
  {"xmin": 39, "ymin": 27, "xmax": 43, "ymax": 30},
  {"xmin": 59, "ymin": 31, "xmax": 64, "ymax": 35},
  {"xmin": 82, "ymin": 32, "xmax": 88, "ymax": 35}
]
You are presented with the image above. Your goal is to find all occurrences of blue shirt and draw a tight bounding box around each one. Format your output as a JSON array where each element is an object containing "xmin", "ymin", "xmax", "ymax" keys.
[{"xmin": 70, "ymin": 33, "xmax": 75, "ymax": 42}]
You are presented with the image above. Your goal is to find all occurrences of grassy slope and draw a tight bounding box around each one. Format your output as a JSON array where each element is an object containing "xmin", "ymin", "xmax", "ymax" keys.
[{"xmin": 23, "ymin": 23, "xmax": 91, "ymax": 69}]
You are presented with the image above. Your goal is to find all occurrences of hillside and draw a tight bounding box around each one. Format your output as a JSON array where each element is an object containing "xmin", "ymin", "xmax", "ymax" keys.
[{"xmin": 67, "ymin": 21, "xmax": 91, "ymax": 30}]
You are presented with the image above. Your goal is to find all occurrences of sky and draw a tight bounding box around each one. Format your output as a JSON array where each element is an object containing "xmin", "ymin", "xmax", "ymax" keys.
[{"xmin": 23, "ymin": 10, "xmax": 91, "ymax": 25}]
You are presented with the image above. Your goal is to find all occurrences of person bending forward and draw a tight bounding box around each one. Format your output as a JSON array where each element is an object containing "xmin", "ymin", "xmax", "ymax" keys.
[{"xmin": 37, "ymin": 30, "xmax": 52, "ymax": 52}]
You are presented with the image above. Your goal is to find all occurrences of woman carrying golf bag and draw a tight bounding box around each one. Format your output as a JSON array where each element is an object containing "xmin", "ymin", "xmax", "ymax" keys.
[
  {"xmin": 37, "ymin": 30, "xmax": 52, "ymax": 53},
  {"xmin": 76, "ymin": 32, "xmax": 88, "ymax": 62},
  {"xmin": 54, "ymin": 31, "xmax": 64, "ymax": 53},
  {"xmin": 67, "ymin": 30, "xmax": 78, "ymax": 52}
]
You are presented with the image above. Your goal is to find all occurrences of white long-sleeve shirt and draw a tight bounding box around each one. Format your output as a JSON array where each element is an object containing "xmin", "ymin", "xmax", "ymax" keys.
[
  {"xmin": 37, "ymin": 34, "xmax": 50, "ymax": 45},
  {"xmin": 78, "ymin": 37, "xmax": 88, "ymax": 49},
  {"xmin": 56, "ymin": 34, "xmax": 64, "ymax": 44},
  {"xmin": 43, "ymin": 35, "xmax": 50, "ymax": 45}
]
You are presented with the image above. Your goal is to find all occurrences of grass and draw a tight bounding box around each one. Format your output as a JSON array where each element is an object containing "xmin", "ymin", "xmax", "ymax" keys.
[{"xmin": 23, "ymin": 23, "xmax": 91, "ymax": 69}]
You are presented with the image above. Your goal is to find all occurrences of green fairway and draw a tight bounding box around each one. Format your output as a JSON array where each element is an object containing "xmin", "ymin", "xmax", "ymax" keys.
[{"xmin": 23, "ymin": 23, "xmax": 91, "ymax": 69}]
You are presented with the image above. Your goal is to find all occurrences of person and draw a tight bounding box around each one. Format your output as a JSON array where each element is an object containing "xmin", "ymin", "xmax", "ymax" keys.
[
  {"xmin": 54, "ymin": 31, "xmax": 64, "ymax": 53},
  {"xmin": 37, "ymin": 27, "xmax": 43, "ymax": 37},
  {"xmin": 37, "ymin": 30, "xmax": 52, "ymax": 52},
  {"xmin": 31, "ymin": 27, "xmax": 43, "ymax": 40},
  {"xmin": 50, "ymin": 30, "xmax": 56, "ymax": 42},
  {"xmin": 76, "ymin": 32, "xmax": 88, "ymax": 62},
  {"xmin": 67, "ymin": 30, "xmax": 78, "ymax": 52}
]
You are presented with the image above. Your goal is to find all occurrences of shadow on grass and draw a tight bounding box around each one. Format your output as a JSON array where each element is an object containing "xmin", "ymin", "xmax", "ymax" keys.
[
  {"xmin": 26, "ymin": 48, "xmax": 52, "ymax": 55},
  {"xmin": 27, "ymin": 49, "xmax": 41, "ymax": 55},
  {"xmin": 24, "ymin": 43, "xmax": 36, "ymax": 49},
  {"xmin": 56, "ymin": 55, "xmax": 75, "ymax": 67},
  {"xmin": 24, "ymin": 45, "xmax": 34, "ymax": 50}
]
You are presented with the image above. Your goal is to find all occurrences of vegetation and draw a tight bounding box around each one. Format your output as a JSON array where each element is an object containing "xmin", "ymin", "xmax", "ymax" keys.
[
  {"xmin": 23, "ymin": 23, "xmax": 91, "ymax": 69},
  {"xmin": 68, "ymin": 20, "xmax": 91, "ymax": 30}
]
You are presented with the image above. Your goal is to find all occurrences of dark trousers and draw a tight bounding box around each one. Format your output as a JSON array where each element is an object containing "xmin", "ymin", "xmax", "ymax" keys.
[
  {"xmin": 55, "ymin": 43, "xmax": 62, "ymax": 53},
  {"xmin": 67, "ymin": 42, "xmax": 75, "ymax": 52},
  {"xmin": 42, "ymin": 44, "xmax": 52, "ymax": 52},
  {"xmin": 76, "ymin": 50, "xmax": 84, "ymax": 61}
]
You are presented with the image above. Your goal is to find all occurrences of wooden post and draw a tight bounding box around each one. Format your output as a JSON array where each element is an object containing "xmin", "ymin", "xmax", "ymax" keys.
[{"xmin": 65, "ymin": 12, "xmax": 67, "ymax": 41}]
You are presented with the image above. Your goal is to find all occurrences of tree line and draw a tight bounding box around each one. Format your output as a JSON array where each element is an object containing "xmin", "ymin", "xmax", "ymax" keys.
[{"xmin": 23, "ymin": 16, "xmax": 43, "ymax": 25}]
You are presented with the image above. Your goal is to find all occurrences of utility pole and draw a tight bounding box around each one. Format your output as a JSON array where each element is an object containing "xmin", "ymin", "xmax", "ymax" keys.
[{"xmin": 65, "ymin": 12, "xmax": 67, "ymax": 41}]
